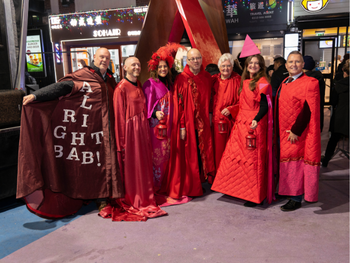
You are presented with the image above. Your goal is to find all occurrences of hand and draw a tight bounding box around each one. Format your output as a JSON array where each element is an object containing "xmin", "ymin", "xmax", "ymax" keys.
[
  {"xmin": 180, "ymin": 129, "xmax": 186, "ymax": 140},
  {"xmin": 250, "ymin": 120, "xmax": 258, "ymax": 130},
  {"xmin": 156, "ymin": 111, "xmax": 164, "ymax": 121},
  {"xmin": 23, "ymin": 94, "xmax": 35, "ymax": 105},
  {"xmin": 221, "ymin": 108, "xmax": 231, "ymax": 117},
  {"xmin": 286, "ymin": 130, "xmax": 298, "ymax": 144}
]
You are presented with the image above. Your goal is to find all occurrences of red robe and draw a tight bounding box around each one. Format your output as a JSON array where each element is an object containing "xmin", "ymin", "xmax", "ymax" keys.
[
  {"xmin": 212, "ymin": 77, "xmax": 274, "ymax": 204},
  {"xmin": 160, "ymin": 65, "xmax": 215, "ymax": 199},
  {"xmin": 212, "ymin": 72, "xmax": 241, "ymax": 170},
  {"xmin": 99, "ymin": 79, "xmax": 167, "ymax": 221},
  {"xmin": 17, "ymin": 68, "xmax": 123, "ymax": 219},
  {"xmin": 276, "ymin": 74, "xmax": 320, "ymax": 202}
]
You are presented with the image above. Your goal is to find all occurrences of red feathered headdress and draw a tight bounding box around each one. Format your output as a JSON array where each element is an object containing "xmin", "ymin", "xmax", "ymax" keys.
[{"xmin": 147, "ymin": 42, "xmax": 186, "ymax": 72}]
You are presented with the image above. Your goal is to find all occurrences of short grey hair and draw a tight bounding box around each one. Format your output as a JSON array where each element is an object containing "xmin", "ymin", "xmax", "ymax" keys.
[{"xmin": 218, "ymin": 53, "xmax": 234, "ymax": 68}]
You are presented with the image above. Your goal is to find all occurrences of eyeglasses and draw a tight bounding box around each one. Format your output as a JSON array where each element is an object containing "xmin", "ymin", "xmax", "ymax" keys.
[
  {"xmin": 188, "ymin": 57, "xmax": 202, "ymax": 62},
  {"xmin": 220, "ymin": 65, "xmax": 232, "ymax": 69}
]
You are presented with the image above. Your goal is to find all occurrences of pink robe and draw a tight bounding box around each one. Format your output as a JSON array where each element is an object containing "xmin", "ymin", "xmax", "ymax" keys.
[
  {"xmin": 99, "ymin": 79, "xmax": 167, "ymax": 221},
  {"xmin": 142, "ymin": 78, "xmax": 172, "ymax": 190}
]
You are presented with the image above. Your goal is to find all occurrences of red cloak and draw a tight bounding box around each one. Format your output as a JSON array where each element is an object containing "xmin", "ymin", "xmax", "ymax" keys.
[
  {"xmin": 17, "ymin": 68, "xmax": 124, "ymax": 219},
  {"xmin": 276, "ymin": 74, "xmax": 321, "ymax": 202},
  {"xmin": 160, "ymin": 65, "xmax": 215, "ymax": 199},
  {"xmin": 99, "ymin": 79, "xmax": 167, "ymax": 221},
  {"xmin": 212, "ymin": 77, "xmax": 274, "ymax": 204},
  {"xmin": 212, "ymin": 72, "xmax": 241, "ymax": 170}
]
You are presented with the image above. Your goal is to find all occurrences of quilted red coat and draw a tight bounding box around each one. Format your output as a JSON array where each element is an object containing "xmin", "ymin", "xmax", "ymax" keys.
[
  {"xmin": 212, "ymin": 77, "xmax": 274, "ymax": 204},
  {"xmin": 276, "ymin": 74, "xmax": 321, "ymax": 202}
]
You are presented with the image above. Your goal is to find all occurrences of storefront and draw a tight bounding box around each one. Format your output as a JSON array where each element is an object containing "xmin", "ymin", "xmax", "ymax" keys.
[
  {"xmin": 49, "ymin": 6, "xmax": 148, "ymax": 81},
  {"xmin": 293, "ymin": 0, "xmax": 349, "ymax": 103},
  {"xmin": 222, "ymin": 0, "xmax": 292, "ymax": 65}
]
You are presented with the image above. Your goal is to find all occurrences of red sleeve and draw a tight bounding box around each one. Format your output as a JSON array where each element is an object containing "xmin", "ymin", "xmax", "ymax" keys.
[
  {"xmin": 113, "ymin": 86, "xmax": 126, "ymax": 152},
  {"xmin": 178, "ymin": 86, "xmax": 185, "ymax": 129}
]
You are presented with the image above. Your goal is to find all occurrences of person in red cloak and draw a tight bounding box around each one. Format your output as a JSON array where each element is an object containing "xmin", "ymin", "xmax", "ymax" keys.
[
  {"xmin": 211, "ymin": 53, "xmax": 241, "ymax": 179},
  {"xmin": 160, "ymin": 48, "xmax": 215, "ymax": 201},
  {"xmin": 276, "ymin": 51, "xmax": 321, "ymax": 212},
  {"xmin": 99, "ymin": 56, "xmax": 167, "ymax": 221},
  {"xmin": 17, "ymin": 48, "xmax": 124, "ymax": 219},
  {"xmin": 211, "ymin": 54, "xmax": 274, "ymax": 207}
]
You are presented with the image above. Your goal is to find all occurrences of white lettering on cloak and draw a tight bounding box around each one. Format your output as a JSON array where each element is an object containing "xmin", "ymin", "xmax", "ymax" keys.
[
  {"xmin": 62, "ymin": 109, "xmax": 76, "ymax": 123},
  {"xmin": 71, "ymin": 132, "xmax": 86, "ymax": 145},
  {"xmin": 80, "ymin": 82, "xmax": 93, "ymax": 93},
  {"xmin": 81, "ymin": 152, "xmax": 94, "ymax": 164},
  {"xmin": 91, "ymin": 131, "xmax": 103, "ymax": 144},
  {"xmin": 53, "ymin": 125, "xmax": 66, "ymax": 139},
  {"xmin": 82, "ymin": 114, "xmax": 89, "ymax": 127},
  {"xmin": 67, "ymin": 147, "xmax": 80, "ymax": 161},
  {"xmin": 54, "ymin": 145, "xmax": 63, "ymax": 158},
  {"xmin": 80, "ymin": 95, "xmax": 92, "ymax": 110}
]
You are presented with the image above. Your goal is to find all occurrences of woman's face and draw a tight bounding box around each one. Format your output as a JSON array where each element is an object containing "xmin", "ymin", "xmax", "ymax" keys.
[
  {"xmin": 158, "ymin": 60, "xmax": 169, "ymax": 78},
  {"xmin": 247, "ymin": 57, "xmax": 261, "ymax": 77},
  {"xmin": 77, "ymin": 62, "xmax": 83, "ymax": 69},
  {"xmin": 220, "ymin": 60, "xmax": 233, "ymax": 79}
]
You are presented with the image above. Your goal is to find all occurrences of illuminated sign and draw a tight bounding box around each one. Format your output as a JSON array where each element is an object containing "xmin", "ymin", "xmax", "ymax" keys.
[
  {"xmin": 93, "ymin": 29, "xmax": 121, "ymax": 37},
  {"xmin": 127, "ymin": 30, "xmax": 141, "ymax": 36},
  {"xmin": 54, "ymin": 43, "xmax": 62, "ymax": 64},
  {"xmin": 26, "ymin": 35, "xmax": 44, "ymax": 73},
  {"xmin": 49, "ymin": 6, "xmax": 147, "ymax": 42},
  {"xmin": 300, "ymin": 0, "xmax": 329, "ymax": 12}
]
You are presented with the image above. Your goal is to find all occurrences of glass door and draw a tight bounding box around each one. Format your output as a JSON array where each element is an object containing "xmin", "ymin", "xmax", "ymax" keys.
[{"xmin": 302, "ymin": 37, "xmax": 336, "ymax": 105}]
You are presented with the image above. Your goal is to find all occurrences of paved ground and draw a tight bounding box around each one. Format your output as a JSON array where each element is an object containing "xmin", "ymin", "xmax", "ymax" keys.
[{"xmin": 0, "ymin": 108, "xmax": 348, "ymax": 263}]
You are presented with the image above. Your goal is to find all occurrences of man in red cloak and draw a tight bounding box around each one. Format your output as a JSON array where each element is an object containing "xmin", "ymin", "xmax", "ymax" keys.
[
  {"xmin": 99, "ymin": 57, "xmax": 166, "ymax": 221},
  {"xmin": 276, "ymin": 51, "xmax": 321, "ymax": 211},
  {"xmin": 160, "ymin": 48, "xmax": 215, "ymax": 200},
  {"xmin": 17, "ymin": 48, "xmax": 124, "ymax": 219}
]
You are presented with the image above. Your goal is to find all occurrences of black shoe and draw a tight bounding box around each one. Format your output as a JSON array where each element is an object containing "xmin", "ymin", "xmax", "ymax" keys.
[
  {"xmin": 244, "ymin": 200, "xmax": 263, "ymax": 207},
  {"xmin": 321, "ymin": 155, "xmax": 329, "ymax": 167},
  {"xmin": 280, "ymin": 200, "xmax": 301, "ymax": 212}
]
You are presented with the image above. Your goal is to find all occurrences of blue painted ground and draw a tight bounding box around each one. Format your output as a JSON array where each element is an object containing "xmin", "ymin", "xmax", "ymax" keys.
[{"xmin": 0, "ymin": 197, "xmax": 96, "ymax": 259}]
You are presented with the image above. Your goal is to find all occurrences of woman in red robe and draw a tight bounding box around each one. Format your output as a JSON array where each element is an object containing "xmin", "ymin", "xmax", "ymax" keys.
[
  {"xmin": 211, "ymin": 53, "xmax": 241, "ymax": 182},
  {"xmin": 211, "ymin": 54, "xmax": 274, "ymax": 207}
]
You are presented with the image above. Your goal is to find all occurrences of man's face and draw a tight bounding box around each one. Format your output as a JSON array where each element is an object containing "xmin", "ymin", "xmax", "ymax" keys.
[
  {"xmin": 187, "ymin": 49, "xmax": 202, "ymax": 72},
  {"xmin": 124, "ymin": 57, "xmax": 141, "ymax": 79},
  {"xmin": 286, "ymin": 54, "xmax": 304, "ymax": 76},
  {"xmin": 94, "ymin": 48, "xmax": 110, "ymax": 75}
]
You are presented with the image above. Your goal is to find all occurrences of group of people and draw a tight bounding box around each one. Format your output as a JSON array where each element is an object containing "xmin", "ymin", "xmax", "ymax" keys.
[{"xmin": 17, "ymin": 38, "xmax": 325, "ymax": 222}]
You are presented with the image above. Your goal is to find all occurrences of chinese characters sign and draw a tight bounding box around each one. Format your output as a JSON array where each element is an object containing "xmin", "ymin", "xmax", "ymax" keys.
[
  {"xmin": 223, "ymin": 0, "xmax": 287, "ymax": 29},
  {"xmin": 49, "ymin": 7, "xmax": 147, "ymax": 42}
]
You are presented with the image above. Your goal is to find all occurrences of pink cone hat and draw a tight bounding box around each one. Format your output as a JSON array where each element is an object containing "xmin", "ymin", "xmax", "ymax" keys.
[{"xmin": 239, "ymin": 34, "xmax": 261, "ymax": 58}]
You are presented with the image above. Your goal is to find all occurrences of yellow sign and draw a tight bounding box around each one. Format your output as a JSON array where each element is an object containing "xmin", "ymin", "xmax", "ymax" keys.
[{"xmin": 301, "ymin": 0, "xmax": 329, "ymax": 12}]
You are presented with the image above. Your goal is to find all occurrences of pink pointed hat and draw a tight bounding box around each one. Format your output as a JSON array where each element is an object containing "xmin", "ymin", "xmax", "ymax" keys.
[{"xmin": 239, "ymin": 34, "xmax": 261, "ymax": 58}]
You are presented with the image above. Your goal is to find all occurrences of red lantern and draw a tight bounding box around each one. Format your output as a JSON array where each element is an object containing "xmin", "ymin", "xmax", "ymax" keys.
[
  {"xmin": 246, "ymin": 129, "xmax": 256, "ymax": 150},
  {"xmin": 218, "ymin": 116, "xmax": 228, "ymax": 134},
  {"xmin": 156, "ymin": 119, "xmax": 167, "ymax": 140}
]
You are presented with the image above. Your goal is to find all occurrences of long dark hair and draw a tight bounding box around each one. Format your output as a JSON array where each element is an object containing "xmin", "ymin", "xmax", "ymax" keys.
[
  {"xmin": 150, "ymin": 60, "xmax": 172, "ymax": 86},
  {"xmin": 239, "ymin": 54, "xmax": 268, "ymax": 94}
]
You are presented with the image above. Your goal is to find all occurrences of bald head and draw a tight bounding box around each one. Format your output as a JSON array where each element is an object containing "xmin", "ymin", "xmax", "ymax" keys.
[
  {"xmin": 187, "ymin": 48, "xmax": 202, "ymax": 75},
  {"xmin": 93, "ymin": 48, "xmax": 110, "ymax": 75},
  {"xmin": 123, "ymin": 56, "xmax": 141, "ymax": 82}
]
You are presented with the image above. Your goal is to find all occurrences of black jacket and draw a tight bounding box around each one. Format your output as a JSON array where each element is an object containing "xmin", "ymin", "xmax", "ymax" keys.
[
  {"xmin": 330, "ymin": 76, "xmax": 349, "ymax": 136},
  {"xmin": 270, "ymin": 64, "xmax": 288, "ymax": 97}
]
